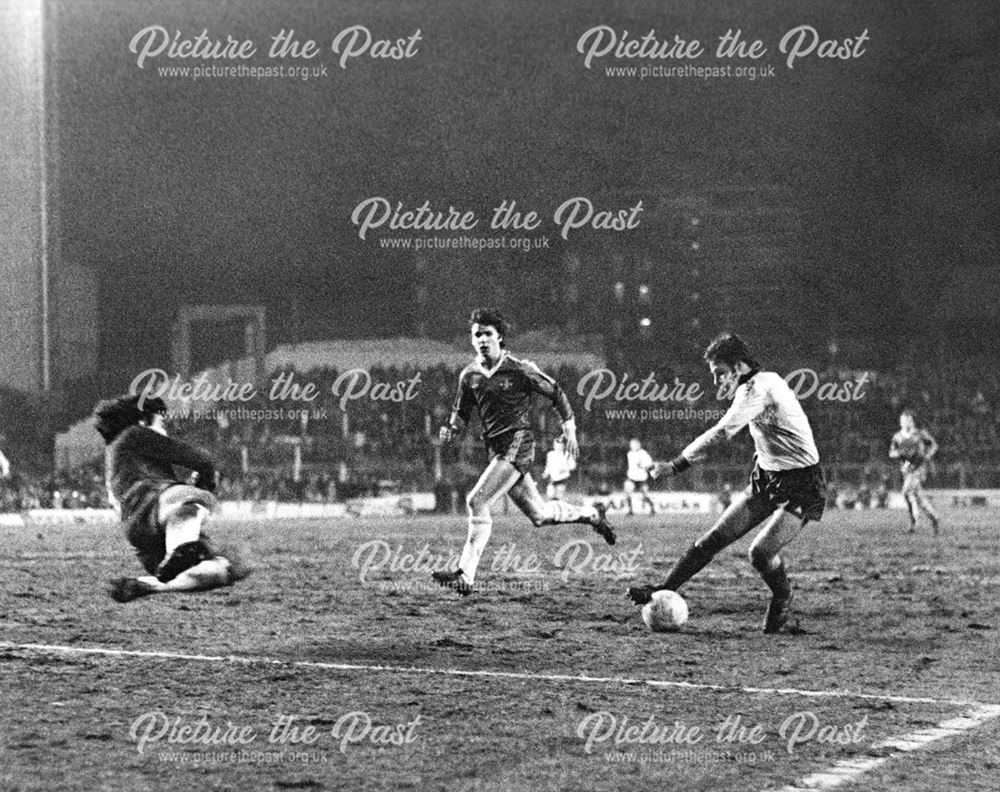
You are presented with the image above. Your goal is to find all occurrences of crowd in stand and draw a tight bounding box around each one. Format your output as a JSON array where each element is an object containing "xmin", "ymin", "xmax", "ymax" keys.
[
  {"xmin": 1, "ymin": 350, "xmax": 996, "ymax": 510},
  {"xmin": 0, "ymin": 463, "xmax": 107, "ymax": 511}
]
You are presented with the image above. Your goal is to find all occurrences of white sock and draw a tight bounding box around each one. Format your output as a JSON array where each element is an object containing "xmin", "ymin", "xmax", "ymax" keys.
[
  {"xmin": 544, "ymin": 501, "xmax": 596, "ymax": 523},
  {"xmin": 458, "ymin": 515, "xmax": 492, "ymax": 584},
  {"xmin": 164, "ymin": 505, "xmax": 208, "ymax": 555}
]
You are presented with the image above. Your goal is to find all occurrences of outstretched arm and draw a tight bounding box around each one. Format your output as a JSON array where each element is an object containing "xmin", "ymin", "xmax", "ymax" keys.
[
  {"xmin": 652, "ymin": 381, "xmax": 767, "ymax": 477},
  {"xmin": 523, "ymin": 362, "xmax": 579, "ymax": 458},
  {"xmin": 921, "ymin": 430, "xmax": 938, "ymax": 460}
]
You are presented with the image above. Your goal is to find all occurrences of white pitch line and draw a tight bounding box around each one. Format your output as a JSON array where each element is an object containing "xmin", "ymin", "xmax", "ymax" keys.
[
  {"xmin": 767, "ymin": 703, "xmax": 1000, "ymax": 792},
  {"xmin": 0, "ymin": 641, "xmax": 989, "ymax": 709}
]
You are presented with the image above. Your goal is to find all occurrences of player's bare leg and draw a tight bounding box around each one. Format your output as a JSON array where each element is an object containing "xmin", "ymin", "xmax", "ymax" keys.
[
  {"xmin": 916, "ymin": 492, "xmax": 941, "ymax": 535},
  {"xmin": 110, "ymin": 557, "xmax": 243, "ymax": 602},
  {"xmin": 903, "ymin": 490, "xmax": 920, "ymax": 532},
  {"xmin": 902, "ymin": 475, "xmax": 939, "ymax": 534},
  {"xmin": 110, "ymin": 488, "xmax": 250, "ymax": 603},
  {"xmin": 907, "ymin": 481, "xmax": 940, "ymax": 535},
  {"xmin": 507, "ymin": 473, "xmax": 615, "ymax": 545},
  {"xmin": 433, "ymin": 458, "xmax": 521, "ymax": 594},
  {"xmin": 627, "ymin": 489, "xmax": 759, "ymax": 604},
  {"xmin": 749, "ymin": 510, "xmax": 806, "ymax": 633},
  {"xmin": 110, "ymin": 554, "xmax": 251, "ymax": 602},
  {"xmin": 163, "ymin": 502, "xmax": 205, "ymax": 553},
  {"xmin": 154, "ymin": 485, "xmax": 232, "ymax": 582},
  {"xmin": 640, "ymin": 483, "xmax": 657, "ymax": 515}
]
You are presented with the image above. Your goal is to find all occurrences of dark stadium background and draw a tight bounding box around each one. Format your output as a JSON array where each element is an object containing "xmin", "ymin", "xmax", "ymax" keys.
[
  {"xmin": 0, "ymin": 0, "xmax": 997, "ymax": 477},
  {"xmin": 49, "ymin": 0, "xmax": 1000, "ymax": 372}
]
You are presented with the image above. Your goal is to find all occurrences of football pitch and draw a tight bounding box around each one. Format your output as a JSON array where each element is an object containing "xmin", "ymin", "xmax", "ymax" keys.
[{"xmin": 2, "ymin": 507, "xmax": 999, "ymax": 791}]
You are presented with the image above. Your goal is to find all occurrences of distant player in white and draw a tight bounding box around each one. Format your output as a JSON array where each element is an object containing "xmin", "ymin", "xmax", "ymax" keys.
[
  {"xmin": 889, "ymin": 410, "xmax": 941, "ymax": 535},
  {"xmin": 542, "ymin": 437, "xmax": 576, "ymax": 501},
  {"xmin": 0, "ymin": 447, "xmax": 9, "ymax": 479},
  {"xmin": 624, "ymin": 438, "xmax": 656, "ymax": 515},
  {"xmin": 628, "ymin": 333, "xmax": 826, "ymax": 634}
]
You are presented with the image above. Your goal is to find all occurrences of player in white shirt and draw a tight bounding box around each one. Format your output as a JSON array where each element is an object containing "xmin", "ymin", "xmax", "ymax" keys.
[
  {"xmin": 0, "ymin": 446, "xmax": 10, "ymax": 479},
  {"xmin": 542, "ymin": 437, "xmax": 576, "ymax": 501},
  {"xmin": 627, "ymin": 333, "xmax": 826, "ymax": 634},
  {"xmin": 624, "ymin": 438, "xmax": 657, "ymax": 515}
]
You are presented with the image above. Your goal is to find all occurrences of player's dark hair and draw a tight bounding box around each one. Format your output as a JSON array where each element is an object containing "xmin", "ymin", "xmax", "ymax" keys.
[
  {"xmin": 703, "ymin": 332, "xmax": 761, "ymax": 370},
  {"xmin": 469, "ymin": 308, "xmax": 510, "ymax": 348},
  {"xmin": 93, "ymin": 394, "xmax": 167, "ymax": 443}
]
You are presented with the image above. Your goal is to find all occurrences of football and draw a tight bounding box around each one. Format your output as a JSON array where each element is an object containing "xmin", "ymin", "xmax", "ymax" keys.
[{"xmin": 641, "ymin": 589, "xmax": 689, "ymax": 632}]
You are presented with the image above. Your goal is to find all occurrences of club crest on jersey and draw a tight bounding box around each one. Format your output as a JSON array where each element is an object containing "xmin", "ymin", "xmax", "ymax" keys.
[{"xmin": 496, "ymin": 377, "xmax": 513, "ymax": 391}]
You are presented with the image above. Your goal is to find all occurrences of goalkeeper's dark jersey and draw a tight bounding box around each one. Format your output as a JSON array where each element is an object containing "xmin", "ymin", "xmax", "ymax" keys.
[
  {"xmin": 106, "ymin": 425, "xmax": 217, "ymax": 529},
  {"xmin": 449, "ymin": 353, "xmax": 574, "ymax": 440}
]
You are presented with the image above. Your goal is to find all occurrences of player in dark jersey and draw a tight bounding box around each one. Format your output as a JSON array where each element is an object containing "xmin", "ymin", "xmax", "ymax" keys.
[
  {"xmin": 432, "ymin": 309, "xmax": 615, "ymax": 595},
  {"xmin": 889, "ymin": 410, "xmax": 941, "ymax": 534},
  {"xmin": 94, "ymin": 394, "xmax": 248, "ymax": 602}
]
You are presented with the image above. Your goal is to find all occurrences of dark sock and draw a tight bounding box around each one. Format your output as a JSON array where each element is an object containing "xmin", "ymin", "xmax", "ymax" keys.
[
  {"xmin": 660, "ymin": 543, "xmax": 716, "ymax": 591},
  {"xmin": 759, "ymin": 558, "xmax": 791, "ymax": 598},
  {"xmin": 155, "ymin": 540, "xmax": 212, "ymax": 583}
]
